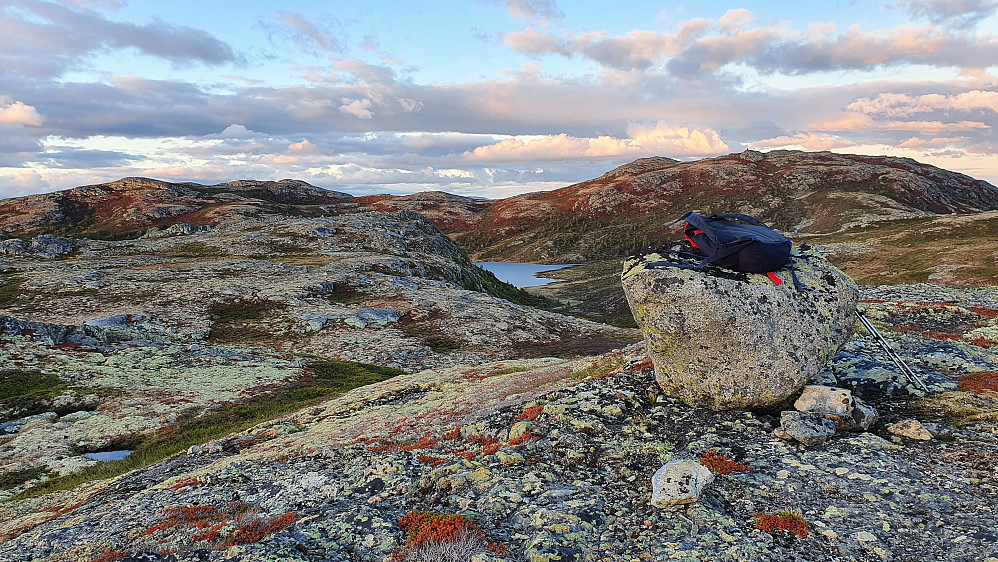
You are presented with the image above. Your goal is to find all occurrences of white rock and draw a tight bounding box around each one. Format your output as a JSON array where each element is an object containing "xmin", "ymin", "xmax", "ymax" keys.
[
  {"xmin": 650, "ymin": 459, "xmax": 714, "ymax": 509},
  {"xmin": 794, "ymin": 385, "xmax": 854, "ymax": 415}
]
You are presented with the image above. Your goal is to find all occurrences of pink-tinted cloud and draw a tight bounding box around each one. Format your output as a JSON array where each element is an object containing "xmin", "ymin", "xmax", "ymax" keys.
[
  {"xmin": 504, "ymin": 10, "xmax": 998, "ymax": 75},
  {"xmin": 883, "ymin": 120, "xmax": 990, "ymax": 133},
  {"xmin": 0, "ymin": 99, "xmax": 43, "ymax": 126},
  {"xmin": 848, "ymin": 90, "xmax": 998, "ymax": 116},
  {"xmin": 465, "ymin": 122, "xmax": 728, "ymax": 162},
  {"xmin": 750, "ymin": 133, "xmax": 853, "ymax": 151},
  {"xmin": 897, "ymin": 136, "xmax": 970, "ymax": 148}
]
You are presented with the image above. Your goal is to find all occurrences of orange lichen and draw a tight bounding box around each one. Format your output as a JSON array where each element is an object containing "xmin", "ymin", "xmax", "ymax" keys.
[
  {"xmin": 698, "ymin": 449, "xmax": 751, "ymax": 475},
  {"xmin": 968, "ymin": 306, "xmax": 998, "ymax": 319},
  {"xmin": 959, "ymin": 371, "xmax": 998, "ymax": 393},
  {"xmin": 517, "ymin": 405, "xmax": 544, "ymax": 421},
  {"xmin": 443, "ymin": 427, "xmax": 461, "ymax": 440},
  {"xmin": 139, "ymin": 504, "xmax": 296, "ymax": 551},
  {"xmin": 417, "ymin": 454, "xmax": 448, "ymax": 467},
  {"xmin": 507, "ymin": 431, "xmax": 536, "ymax": 446},
  {"xmin": 93, "ymin": 552, "xmax": 126, "ymax": 562},
  {"xmin": 167, "ymin": 476, "xmax": 201, "ymax": 491},
  {"xmin": 223, "ymin": 512, "xmax": 297, "ymax": 546},
  {"xmin": 754, "ymin": 511, "xmax": 808, "ymax": 538}
]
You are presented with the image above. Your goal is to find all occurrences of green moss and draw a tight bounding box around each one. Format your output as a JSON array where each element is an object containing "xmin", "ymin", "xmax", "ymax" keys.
[
  {"xmin": 15, "ymin": 358, "xmax": 401, "ymax": 499},
  {"xmin": 0, "ymin": 273, "xmax": 27, "ymax": 308},
  {"xmin": 207, "ymin": 299, "xmax": 288, "ymax": 344},
  {"xmin": 0, "ymin": 370, "xmax": 65, "ymax": 402},
  {"xmin": 0, "ymin": 466, "xmax": 48, "ymax": 491}
]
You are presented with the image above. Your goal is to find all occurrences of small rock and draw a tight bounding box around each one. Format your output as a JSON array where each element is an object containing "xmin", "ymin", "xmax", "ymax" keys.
[
  {"xmin": 60, "ymin": 411, "xmax": 98, "ymax": 423},
  {"xmin": 187, "ymin": 445, "xmax": 203, "ymax": 455},
  {"xmin": 779, "ymin": 411, "xmax": 837, "ymax": 446},
  {"xmin": 851, "ymin": 398, "xmax": 879, "ymax": 431},
  {"xmin": 650, "ymin": 459, "xmax": 714, "ymax": 509},
  {"xmin": 794, "ymin": 385, "xmax": 854, "ymax": 415},
  {"xmin": 888, "ymin": 419, "xmax": 932, "ymax": 440}
]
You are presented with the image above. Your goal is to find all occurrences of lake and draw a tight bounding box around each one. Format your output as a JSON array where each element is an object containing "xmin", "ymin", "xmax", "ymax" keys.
[
  {"xmin": 475, "ymin": 262, "xmax": 578, "ymax": 288},
  {"xmin": 83, "ymin": 450, "xmax": 132, "ymax": 462}
]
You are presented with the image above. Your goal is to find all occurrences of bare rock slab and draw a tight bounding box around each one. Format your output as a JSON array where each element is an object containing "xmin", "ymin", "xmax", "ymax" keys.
[
  {"xmin": 651, "ymin": 459, "xmax": 715, "ymax": 509},
  {"xmin": 777, "ymin": 411, "xmax": 837, "ymax": 446},
  {"xmin": 621, "ymin": 248, "xmax": 858, "ymax": 409},
  {"xmin": 888, "ymin": 419, "xmax": 933, "ymax": 440}
]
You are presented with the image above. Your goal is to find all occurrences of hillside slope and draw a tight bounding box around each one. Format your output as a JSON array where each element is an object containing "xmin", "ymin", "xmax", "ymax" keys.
[{"xmin": 443, "ymin": 150, "xmax": 998, "ymax": 270}]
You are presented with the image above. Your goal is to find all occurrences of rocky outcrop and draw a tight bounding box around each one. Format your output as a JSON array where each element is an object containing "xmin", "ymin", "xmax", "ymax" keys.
[
  {"xmin": 0, "ymin": 235, "xmax": 74, "ymax": 258},
  {"xmin": 621, "ymin": 248, "xmax": 859, "ymax": 409}
]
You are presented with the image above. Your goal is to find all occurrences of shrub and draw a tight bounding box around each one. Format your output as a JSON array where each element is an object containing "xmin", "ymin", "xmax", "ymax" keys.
[
  {"xmin": 959, "ymin": 371, "xmax": 998, "ymax": 393},
  {"xmin": 698, "ymin": 449, "xmax": 751, "ymax": 475},
  {"xmin": 392, "ymin": 511, "xmax": 489, "ymax": 562},
  {"xmin": 754, "ymin": 510, "xmax": 808, "ymax": 538}
]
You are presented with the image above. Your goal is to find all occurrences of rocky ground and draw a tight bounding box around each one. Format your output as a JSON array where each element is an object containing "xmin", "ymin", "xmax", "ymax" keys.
[
  {"xmin": 0, "ymin": 210, "xmax": 635, "ymax": 511},
  {"xmin": 0, "ymin": 186, "xmax": 996, "ymax": 560},
  {"xmin": 0, "ymin": 277, "xmax": 995, "ymax": 560}
]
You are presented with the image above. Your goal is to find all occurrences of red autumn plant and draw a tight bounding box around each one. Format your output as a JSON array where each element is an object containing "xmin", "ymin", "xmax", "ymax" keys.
[
  {"xmin": 393, "ymin": 511, "xmax": 502, "ymax": 562},
  {"xmin": 516, "ymin": 405, "xmax": 544, "ymax": 421},
  {"xmin": 959, "ymin": 371, "xmax": 998, "ymax": 393},
  {"xmin": 754, "ymin": 511, "xmax": 809, "ymax": 538},
  {"xmin": 698, "ymin": 449, "xmax": 750, "ymax": 475}
]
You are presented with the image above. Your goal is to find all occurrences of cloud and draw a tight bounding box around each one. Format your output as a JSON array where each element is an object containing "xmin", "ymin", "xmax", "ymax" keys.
[
  {"xmin": 847, "ymin": 90, "xmax": 998, "ymax": 116},
  {"xmin": 0, "ymin": 169, "xmax": 50, "ymax": 199},
  {"xmin": 502, "ymin": 11, "xmax": 998, "ymax": 75},
  {"xmin": 465, "ymin": 122, "xmax": 728, "ymax": 162},
  {"xmin": 215, "ymin": 124, "xmax": 263, "ymax": 139},
  {"xmin": 888, "ymin": 0, "xmax": 998, "ymax": 28},
  {"xmin": 897, "ymin": 136, "xmax": 970, "ymax": 148},
  {"xmin": 0, "ymin": 99, "xmax": 43, "ymax": 126},
  {"xmin": 883, "ymin": 120, "xmax": 990, "ymax": 133},
  {"xmin": 497, "ymin": 0, "xmax": 563, "ymax": 23},
  {"xmin": 32, "ymin": 148, "xmax": 142, "ymax": 168},
  {"xmin": 0, "ymin": 1, "xmax": 238, "ymax": 79},
  {"xmin": 340, "ymin": 97, "xmax": 374, "ymax": 119},
  {"xmin": 504, "ymin": 28, "xmax": 570, "ymax": 57},
  {"xmin": 751, "ymin": 133, "xmax": 855, "ymax": 151},
  {"xmin": 262, "ymin": 11, "xmax": 345, "ymax": 54},
  {"xmin": 717, "ymin": 9, "xmax": 754, "ymax": 32}
]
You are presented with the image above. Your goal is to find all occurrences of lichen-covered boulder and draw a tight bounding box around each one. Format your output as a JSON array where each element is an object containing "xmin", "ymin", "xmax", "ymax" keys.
[{"xmin": 621, "ymin": 248, "xmax": 858, "ymax": 409}]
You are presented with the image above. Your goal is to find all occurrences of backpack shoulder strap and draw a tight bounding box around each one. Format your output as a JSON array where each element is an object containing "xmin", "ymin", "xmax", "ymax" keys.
[
  {"xmin": 669, "ymin": 211, "xmax": 719, "ymax": 245},
  {"xmin": 713, "ymin": 213, "xmax": 767, "ymax": 227}
]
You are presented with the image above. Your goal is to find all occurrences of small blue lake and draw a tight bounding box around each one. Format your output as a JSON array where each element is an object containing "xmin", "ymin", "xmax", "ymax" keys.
[
  {"xmin": 83, "ymin": 450, "xmax": 132, "ymax": 462},
  {"xmin": 475, "ymin": 262, "xmax": 578, "ymax": 288}
]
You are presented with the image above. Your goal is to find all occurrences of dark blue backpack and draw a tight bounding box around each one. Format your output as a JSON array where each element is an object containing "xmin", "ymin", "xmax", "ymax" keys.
[{"xmin": 647, "ymin": 212, "xmax": 802, "ymax": 289}]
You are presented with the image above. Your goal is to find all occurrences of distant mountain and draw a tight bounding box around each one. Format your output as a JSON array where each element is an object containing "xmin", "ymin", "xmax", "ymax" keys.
[
  {"xmin": 435, "ymin": 150, "xmax": 998, "ymax": 264},
  {"xmin": 0, "ymin": 177, "xmax": 352, "ymax": 239},
  {"xmin": 3, "ymin": 150, "xmax": 996, "ymax": 285}
]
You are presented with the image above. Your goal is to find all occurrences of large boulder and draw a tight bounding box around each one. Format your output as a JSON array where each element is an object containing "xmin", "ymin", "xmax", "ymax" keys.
[{"xmin": 621, "ymin": 248, "xmax": 858, "ymax": 409}]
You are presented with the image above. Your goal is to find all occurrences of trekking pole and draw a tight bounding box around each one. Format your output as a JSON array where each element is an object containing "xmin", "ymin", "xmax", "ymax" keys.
[{"xmin": 856, "ymin": 311, "xmax": 929, "ymax": 393}]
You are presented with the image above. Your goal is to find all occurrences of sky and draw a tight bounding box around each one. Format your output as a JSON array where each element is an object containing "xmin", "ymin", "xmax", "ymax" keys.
[{"xmin": 1, "ymin": 0, "xmax": 997, "ymax": 200}]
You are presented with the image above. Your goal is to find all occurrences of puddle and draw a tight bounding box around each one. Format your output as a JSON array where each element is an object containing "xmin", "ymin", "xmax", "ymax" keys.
[{"xmin": 83, "ymin": 450, "xmax": 132, "ymax": 462}]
